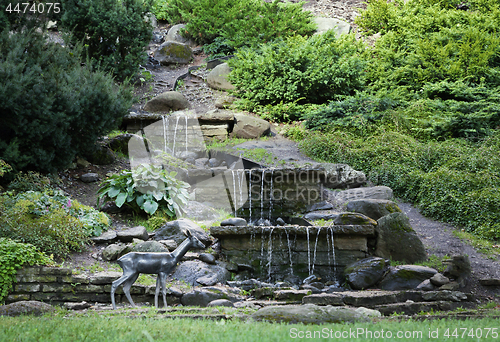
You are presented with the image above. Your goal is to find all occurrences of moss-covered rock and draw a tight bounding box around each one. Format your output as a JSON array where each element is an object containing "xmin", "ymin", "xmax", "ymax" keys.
[
  {"xmin": 346, "ymin": 199, "xmax": 402, "ymax": 220},
  {"xmin": 334, "ymin": 212, "xmax": 377, "ymax": 226},
  {"xmin": 375, "ymin": 213, "xmax": 427, "ymax": 263},
  {"xmin": 344, "ymin": 257, "xmax": 388, "ymax": 290},
  {"xmin": 155, "ymin": 41, "xmax": 193, "ymax": 65}
]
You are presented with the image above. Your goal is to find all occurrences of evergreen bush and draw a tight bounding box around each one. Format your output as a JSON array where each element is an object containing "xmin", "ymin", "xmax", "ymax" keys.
[
  {"xmin": 228, "ymin": 31, "xmax": 367, "ymax": 120},
  {"xmin": 0, "ymin": 30, "xmax": 133, "ymax": 173},
  {"xmin": 155, "ymin": 0, "xmax": 315, "ymax": 55},
  {"xmin": 60, "ymin": 0, "xmax": 153, "ymax": 80}
]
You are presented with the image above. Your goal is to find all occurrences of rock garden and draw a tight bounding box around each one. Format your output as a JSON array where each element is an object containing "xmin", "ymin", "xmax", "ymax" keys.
[{"xmin": 1, "ymin": 0, "xmax": 500, "ymax": 331}]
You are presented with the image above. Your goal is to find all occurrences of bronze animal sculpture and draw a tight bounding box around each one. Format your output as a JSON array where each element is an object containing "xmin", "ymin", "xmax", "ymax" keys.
[{"xmin": 111, "ymin": 230, "xmax": 206, "ymax": 309}]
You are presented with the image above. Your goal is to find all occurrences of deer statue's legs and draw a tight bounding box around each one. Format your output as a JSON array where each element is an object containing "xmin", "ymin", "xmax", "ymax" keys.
[
  {"xmin": 154, "ymin": 273, "xmax": 168, "ymax": 308},
  {"xmin": 111, "ymin": 272, "xmax": 137, "ymax": 310},
  {"xmin": 159, "ymin": 272, "xmax": 168, "ymax": 308},
  {"xmin": 154, "ymin": 276, "xmax": 160, "ymax": 308},
  {"xmin": 122, "ymin": 272, "xmax": 139, "ymax": 308}
]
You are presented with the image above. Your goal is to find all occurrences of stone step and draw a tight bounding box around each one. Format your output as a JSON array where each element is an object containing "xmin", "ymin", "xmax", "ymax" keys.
[
  {"xmin": 375, "ymin": 300, "xmax": 478, "ymax": 316},
  {"xmin": 302, "ymin": 290, "xmax": 471, "ymax": 309}
]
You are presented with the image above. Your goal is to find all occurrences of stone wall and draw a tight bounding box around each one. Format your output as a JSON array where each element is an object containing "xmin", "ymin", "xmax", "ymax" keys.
[
  {"xmin": 6, "ymin": 267, "xmax": 181, "ymax": 306},
  {"xmin": 210, "ymin": 225, "xmax": 375, "ymax": 282}
]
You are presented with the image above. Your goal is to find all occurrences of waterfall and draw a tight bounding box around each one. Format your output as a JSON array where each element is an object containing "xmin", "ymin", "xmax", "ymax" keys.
[
  {"xmin": 185, "ymin": 116, "xmax": 188, "ymax": 154},
  {"xmin": 268, "ymin": 169, "xmax": 274, "ymax": 221},
  {"xmin": 238, "ymin": 170, "xmax": 244, "ymax": 211},
  {"xmin": 162, "ymin": 115, "xmax": 169, "ymax": 153},
  {"xmin": 311, "ymin": 227, "xmax": 321, "ymax": 275},
  {"xmin": 329, "ymin": 226, "xmax": 337, "ymax": 283},
  {"xmin": 306, "ymin": 227, "xmax": 311, "ymax": 276},
  {"xmin": 231, "ymin": 170, "xmax": 237, "ymax": 216},
  {"xmin": 260, "ymin": 170, "xmax": 265, "ymax": 219},
  {"xmin": 172, "ymin": 116, "xmax": 180, "ymax": 156},
  {"xmin": 260, "ymin": 227, "xmax": 265, "ymax": 268},
  {"xmin": 286, "ymin": 230, "xmax": 293, "ymax": 276},
  {"xmin": 248, "ymin": 170, "xmax": 252, "ymax": 222},
  {"xmin": 267, "ymin": 227, "xmax": 275, "ymax": 282}
]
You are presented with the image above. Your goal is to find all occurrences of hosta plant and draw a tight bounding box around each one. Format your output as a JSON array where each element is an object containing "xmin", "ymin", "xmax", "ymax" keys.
[{"xmin": 97, "ymin": 164, "xmax": 190, "ymax": 217}]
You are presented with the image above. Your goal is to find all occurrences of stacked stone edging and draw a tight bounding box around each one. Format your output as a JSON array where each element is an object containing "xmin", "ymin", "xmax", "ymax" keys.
[{"xmin": 7, "ymin": 267, "xmax": 181, "ymax": 306}]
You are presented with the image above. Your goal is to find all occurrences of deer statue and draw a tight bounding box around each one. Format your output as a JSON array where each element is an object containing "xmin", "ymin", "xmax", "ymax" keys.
[{"xmin": 111, "ymin": 229, "xmax": 206, "ymax": 309}]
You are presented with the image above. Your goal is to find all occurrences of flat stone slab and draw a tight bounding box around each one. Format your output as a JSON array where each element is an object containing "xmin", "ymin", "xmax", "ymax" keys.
[
  {"xmin": 210, "ymin": 225, "xmax": 375, "ymax": 237},
  {"xmin": 302, "ymin": 293, "xmax": 345, "ymax": 306}
]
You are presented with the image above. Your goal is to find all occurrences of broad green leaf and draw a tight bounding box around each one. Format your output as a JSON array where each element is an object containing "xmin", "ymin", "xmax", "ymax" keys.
[{"xmin": 143, "ymin": 200, "xmax": 159, "ymax": 215}]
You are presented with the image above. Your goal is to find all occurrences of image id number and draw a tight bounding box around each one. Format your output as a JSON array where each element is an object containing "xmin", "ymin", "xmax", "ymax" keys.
[{"xmin": 6, "ymin": 2, "xmax": 61, "ymax": 14}]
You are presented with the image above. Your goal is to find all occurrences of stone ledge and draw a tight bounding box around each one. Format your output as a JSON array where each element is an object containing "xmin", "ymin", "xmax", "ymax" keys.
[{"xmin": 210, "ymin": 225, "xmax": 375, "ymax": 237}]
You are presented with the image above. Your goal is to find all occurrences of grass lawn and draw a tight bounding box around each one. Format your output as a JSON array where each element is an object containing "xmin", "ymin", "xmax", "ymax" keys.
[{"xmin": 1, "ymin": 314, "xmax": 499, "ymax": 341}]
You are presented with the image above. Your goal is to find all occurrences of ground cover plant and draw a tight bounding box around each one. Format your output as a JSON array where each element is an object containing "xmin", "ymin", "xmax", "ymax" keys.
[{"xmin": 153, "ymin": 0, "xmax": 316, "ymax": 56}]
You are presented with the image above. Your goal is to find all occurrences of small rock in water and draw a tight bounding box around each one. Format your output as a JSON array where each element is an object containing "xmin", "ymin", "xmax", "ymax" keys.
[
  {"xmin": 303, "ymin": 275, "xmax": 318, "ymax": 284},
  {"xmin": 256, "ymin": 218, "xmax": 271, "ymax": 226},
  {"xmin": 208, "ymin": 158, "xmax": 221, "ymax": 167},
  {"xmin": 276, "ymin": 217, "xmax": 286, "ymax": 226}
]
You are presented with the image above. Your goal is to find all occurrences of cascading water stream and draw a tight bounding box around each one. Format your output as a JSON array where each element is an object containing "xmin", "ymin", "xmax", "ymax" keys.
[
  {"xmin": 306, "ymin": 227, "xmax": 311, "ymax": 276},
  {"xmin": 328, "ymin": 225, "xmax": 337, "ymax": 283},
  {"xmin": 285, "ymin": 230, "xmax": 293, "ymax": 276},
  {"xmin": 231, "ymin": 170, "xmax": 237, "ymax": 216},
  {"xmin": 162, "ymin": 115, "xmax": 169, "ymax": 153},
  {"xmin": 267, "ymin": 227, "xmax": 275, "ymax": 281},
  {"xmin": 172, "ymin": 116, "xmax": 180, "ymax": 156},
  {"xmin": 311, "ymin": 227, "xmax": 321, "ymax": 275},
  {"xmin": 268, "ymin": 169, "xmax": 274, "ymax": 221},
  {"xmin": 248, "ymin": 170, "xmax": 253, "ymax": 222},
  {"xmin": 260, "ymin": 170, "xmax": 265, "ymax": 220},
  {"xmin": 185, "ymin": 116, "xmax": 188, "ymax": 154}
]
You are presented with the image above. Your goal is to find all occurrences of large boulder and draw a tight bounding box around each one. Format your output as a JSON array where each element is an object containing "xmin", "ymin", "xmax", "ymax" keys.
[
  {"xmin": 154, "ymin": 41, "xmax": 193, "ymax": 65},
  {"xmin": 252, "ymin": 304, "xmax": 381, "ymax": 324},
  {"xmin": 375, "ymin": 213, "xmax": 427, "ymax": 263},
  {"xmin": 0, "ymin": 301, "xmax": 55, "ymax": 317},
  {"xmin": 344, "ymin": 257, "xmax": 388, "ymax": 290},
  {"xmin": 346, "ymin": 199, "xmax": 402, "ymax": 221},
  {"xmin": 206, "ymin": 63, "xmax": 235, "ymax": 91},
  {"xmin": 232, "ymin": 113, "xmax": 271, "ymax": 139},
  {"xmin": 379, "ymin": 265, "xmax": 438, "ymax": 290},
  {"xmin": 165, "ymin": 24, "xmax": 196, "ymax": 47},
  {"xmin": 171, "ymin": 260, "xmax": 229, "ymax": 286},
  {"xmin": 314, "ymin": 17, "xmax": 351, "ymax": 37},
  {"xmin": 154, "ymin": 218, "xmax": 211, "ymax": 246},
  {"xmin": 144, "ymin": 91, "xmax": 189, "ymax": 112}
]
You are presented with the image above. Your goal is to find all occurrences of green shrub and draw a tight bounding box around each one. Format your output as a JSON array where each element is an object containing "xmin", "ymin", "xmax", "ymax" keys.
[
  {"xmin": 156, "ymin": 0, "xmax": 315, "ymax": 54},
  {"xmin": 6, "ymin": 171, "xmax": 60, "ymax": 193},
  {"xmin": 0, "ymin": 193, "xmax": 91, "ymax": 259},
  {"xmin": 304, "ymin": 93, "xmax": 400, "ymax": 131},
  {"xmin": 356, "ymin": 0, "xmax": 500, "ymax": 94},
  {"xmin": 0, "ymin": 29, "xmax": 133, "ymax": 173},
  {"xmin": 0, "ymin": 238, "xmax": 53, "ymax": 303},
  {"xmin": 300, "ymin": 130, "xmax": 500, "ymax": 239},
  {"xmin": 60, "ymin": 0, "xmax": 153, "ymax": 80},
  {"xmin": 0, "ymin": 190, "xmax": 109, "ymax": 258},
  {"xmin": 228, "ymin": 32, "xmax": 367, "ymax": 118},
  {"xmin": 97, "ymin": 164, "xmax": 190, "ymax": 217}
]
